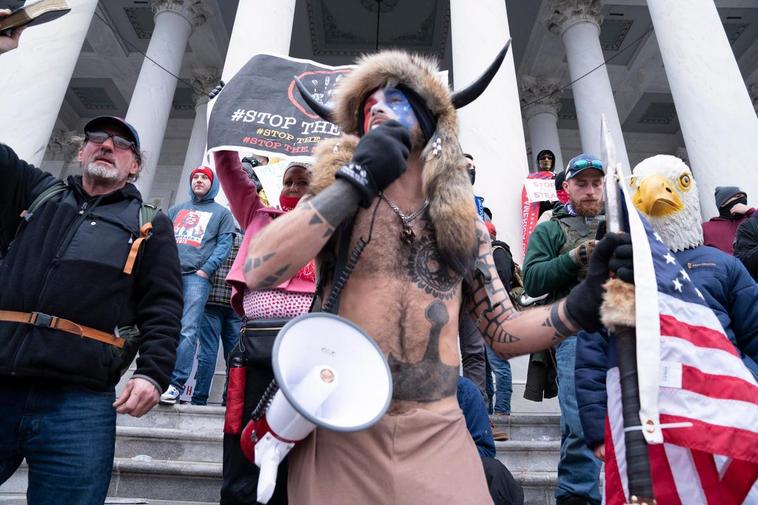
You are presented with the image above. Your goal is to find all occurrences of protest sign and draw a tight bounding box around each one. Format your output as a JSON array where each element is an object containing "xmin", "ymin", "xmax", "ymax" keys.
[{"xmin": 208, "ymin": 53, "xmax": 351, "ymax": 158}]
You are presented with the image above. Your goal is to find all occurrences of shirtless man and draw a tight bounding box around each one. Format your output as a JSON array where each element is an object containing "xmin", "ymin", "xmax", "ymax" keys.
[{"xmin": 245, "ymin": 51, "xmax": 630, "ymax": 504}]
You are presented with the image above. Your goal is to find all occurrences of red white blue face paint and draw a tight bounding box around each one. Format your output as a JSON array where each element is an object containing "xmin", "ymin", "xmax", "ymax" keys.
[{"xmin": 362, "ymin": 87, "xmax": 419, "ymax": 133}]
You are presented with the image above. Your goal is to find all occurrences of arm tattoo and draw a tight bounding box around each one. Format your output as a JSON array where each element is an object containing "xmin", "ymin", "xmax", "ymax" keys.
[
  {"xmin": 245, "ymin": 252, "xmax": 276, "ymax": 274},
  {"xmin": 307, "ymin": 180, "xmax": 360, "ymax": 230},
  {"xmin": 542, "ymin": 304, "xmax": 573, "ymax": 342},
  {"xmin": 258, "ymin": 265, "xmax": 292, "ymax": 289}
]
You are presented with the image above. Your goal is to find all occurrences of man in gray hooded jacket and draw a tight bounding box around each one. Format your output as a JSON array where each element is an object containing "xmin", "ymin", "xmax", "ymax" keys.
[{"xmin": 161, "ymin": 166, "xmax": 235, "ymax": 404}]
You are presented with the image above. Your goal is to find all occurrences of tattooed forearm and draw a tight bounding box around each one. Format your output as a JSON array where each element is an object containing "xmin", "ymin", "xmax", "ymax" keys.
[
  {"xmin": 542, "ymin": 303, "xmax": 575, "ymax": 342},
  {"xmin": 307, "ymin": 180, "xmax": 361, "ymax": 230},
  {"xmin": 244, "ymin": 252, "xmax": 276, "ymax": 274}
]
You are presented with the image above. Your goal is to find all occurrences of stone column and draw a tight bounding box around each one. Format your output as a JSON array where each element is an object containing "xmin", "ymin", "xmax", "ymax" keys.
[
  {"xmin": 220, "ymin": 0, "xmax": 297, "ymax": 83},
  {"xmin": 127, "ymin": 0, "xmax": 207, "ymax": 199},
  {"xmin": 176, "ymin": 68, "xmax": 220, "ymax": 203},
  {"xmin": 647, "ymin": 0, "xmax": 758, "ymax": 218},
  {"xmin": 0, "ymin": 0, "xmax": 98, "ymax": 165},
  {"xmin": 546, "ymin": 0, "xmax": 630, "ymax": 173},
  {"xmin": 451, "ymin": 0, "xmax": 529, "ymax": 264},
  {"xmin": 521, "ymin": 76, "xmax": 565, "ymax": 172}
]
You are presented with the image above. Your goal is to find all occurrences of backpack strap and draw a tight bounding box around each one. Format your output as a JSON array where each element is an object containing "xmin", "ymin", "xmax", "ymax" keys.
[
  {"xmin": 17, "ymin": 180, "xmax": 68, "ymax": 234},
  {"xmin": 123, "ymin": 203, "xmax": 159, "ymax": 275}
]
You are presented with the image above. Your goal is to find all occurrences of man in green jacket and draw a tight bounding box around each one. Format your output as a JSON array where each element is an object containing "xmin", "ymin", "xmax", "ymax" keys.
[{"xmin": 522, "ymin": 154, "xmax": 605, "ymax": 505}]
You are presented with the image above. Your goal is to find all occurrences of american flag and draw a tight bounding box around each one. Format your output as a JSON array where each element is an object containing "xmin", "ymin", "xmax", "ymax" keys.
[{"xmin": 603, "ymin": 192, "xmax": 758, "ymax": 504}]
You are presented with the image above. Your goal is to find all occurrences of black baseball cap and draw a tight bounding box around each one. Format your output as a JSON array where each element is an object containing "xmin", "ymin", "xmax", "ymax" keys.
[{"xmin": 84, "ymin": 116, "xmax": 141, "ymax": 151}]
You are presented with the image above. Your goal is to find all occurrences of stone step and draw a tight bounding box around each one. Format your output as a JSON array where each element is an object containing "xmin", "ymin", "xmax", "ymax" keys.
[
  {"xmin": 515, "ymin": 471, "xmax": 558, "ymax": 505},
  {"xmin": 494, "ymin": 413, "xmax": 561, "ymax": 441},
  {"xmin": 116, "ymin": 405, "xmax": 225, "ymax": 432},
  {"xmin": 115, "ymin": 426, "xmax": 223, "ymax": 463},
  {"xmin": 3, "ymin": 459, "xmax": 223, "ymax": 504},
  {"xmin": 0, "ymin": 495, "xmax": 216, "ymax": 505},
  {"xmin": 3, "ymin": 460, "xmax": 556, "ymax": 505},
  {"xmin": 496, "ymin": 439, "xmax": 561, "ymax": 473}
]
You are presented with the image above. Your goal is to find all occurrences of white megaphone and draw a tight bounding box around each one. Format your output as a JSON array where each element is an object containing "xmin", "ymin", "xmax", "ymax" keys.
[{"xmin": 239, "ymin": 313, "xmax": 392, "ymax": 504}]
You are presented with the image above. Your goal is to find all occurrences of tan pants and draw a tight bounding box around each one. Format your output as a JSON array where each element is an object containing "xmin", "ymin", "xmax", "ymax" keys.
[{"xmin": 287, "ymin": 400, "xmax": 494, "ymax": 505}]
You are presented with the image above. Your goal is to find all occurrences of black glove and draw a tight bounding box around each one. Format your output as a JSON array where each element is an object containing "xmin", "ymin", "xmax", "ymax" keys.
[
  {"xmin": 208, "ymin": 80, "xmax": 225, "ymax": 100},
  {"xmin": 335, "ymin": 120, "xmax": 410, "ymax": 208},
  {"xmin": 565, "ymin": 232, "xmax": 633, "ymax": 332}
]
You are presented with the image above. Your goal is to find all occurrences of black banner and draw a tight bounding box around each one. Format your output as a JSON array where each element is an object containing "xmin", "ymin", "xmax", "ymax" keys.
[{"xmin": 208, "ymin": 54, "xmax": 352, "ymax": 157}]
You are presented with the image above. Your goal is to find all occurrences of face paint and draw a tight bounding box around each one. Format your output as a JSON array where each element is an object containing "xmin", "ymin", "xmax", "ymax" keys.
[{"xmin": 362, "ymin": 87, "xmax": 419, "ymax": 133}]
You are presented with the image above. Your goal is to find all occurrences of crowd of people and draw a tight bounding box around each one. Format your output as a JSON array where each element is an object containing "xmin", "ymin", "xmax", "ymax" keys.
[{"xmin": 1, "ymin": 15, "xmax": 755, "ymax": 505}]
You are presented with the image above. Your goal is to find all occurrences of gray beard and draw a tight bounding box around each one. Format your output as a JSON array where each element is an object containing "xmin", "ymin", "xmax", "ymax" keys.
[{"xmin": 85, "ymin": 161, "xmax": 120, "ymax": 183}]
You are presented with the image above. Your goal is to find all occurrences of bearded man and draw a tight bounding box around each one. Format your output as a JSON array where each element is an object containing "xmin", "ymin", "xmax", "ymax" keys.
[
  {"xmin": 246, "ymin": 51, "xmax": 630, "ymax": 504},
  {"xmin": 522, "ymin": 153, "xmax": 606, "ymax": 505},
  {"xmin": 0, "ymin": 116, "xmax": 182, "ymax": 504}
]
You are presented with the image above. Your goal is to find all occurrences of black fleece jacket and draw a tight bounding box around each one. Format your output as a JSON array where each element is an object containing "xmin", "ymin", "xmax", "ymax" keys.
[{"xmin": 0, "ymin": 143, "xmax": 182, "ymax": 392}]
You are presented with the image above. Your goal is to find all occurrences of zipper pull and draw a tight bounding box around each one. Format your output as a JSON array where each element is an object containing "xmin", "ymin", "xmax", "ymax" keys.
[{"xmin": 78, "ymin": 201, "xmax": 89, "ymax": 215}]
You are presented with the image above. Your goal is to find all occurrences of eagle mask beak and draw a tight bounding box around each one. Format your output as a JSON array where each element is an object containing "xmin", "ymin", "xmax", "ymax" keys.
[{"xmin": 633, "ymin": 174, "xmax": 684, "ymax": 217}]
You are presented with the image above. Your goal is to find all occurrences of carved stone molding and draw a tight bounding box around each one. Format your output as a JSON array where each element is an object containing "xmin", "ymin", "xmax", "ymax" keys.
[
  {"xmin": 545, "ymin": 0, "xmax": 603, "ymax": 37},
  {"xmin": 151, "ymin": 0, "xmax": 208, "ymax": 28},
  {"xmin": 520, "ymin": 75, "xmax": 563, "ymax": 119},
  {"xmin": 191, "ymin": 67, "xmax": 221, "ymax": 107}
]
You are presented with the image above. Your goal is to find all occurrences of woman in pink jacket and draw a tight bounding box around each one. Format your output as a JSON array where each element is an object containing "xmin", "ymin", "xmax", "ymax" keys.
[{"xmin": 213, "ymin": 150, "xmax": 314, "ymax": 505}]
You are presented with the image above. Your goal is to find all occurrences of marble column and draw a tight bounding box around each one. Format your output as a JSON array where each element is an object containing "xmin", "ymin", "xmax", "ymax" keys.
[
  {"xmin": 0, "ymin": 0, "xmax": 98, "ymax": 165},
  {"xmin": 647, "ymin": 0, "xmax": 758, "ymax": 218},
  {"xmin": 546, "ymin": 0, "xmax": 630, "ymax": 174},
  {"xmin": 127, "ymin": 0, "xmax": 207, "ymax": 199},
  {"xmin": 521, "ymin": 75, "xmax": 565, "ymax": 172},
  {"xmin": 220, "ymin": 0, "xmax": 297, "ymax": 83},
  {"xmin": 176, "ymin": 68, "xmax": 220, "ymax": 203},
  {"xmin": 451, "ymin": 0, "xmax": 529, "ymax": 264}
]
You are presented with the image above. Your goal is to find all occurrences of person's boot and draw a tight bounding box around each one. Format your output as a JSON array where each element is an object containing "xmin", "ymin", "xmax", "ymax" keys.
[{"xmin": 490, "ymin": 418, "xmax": 509, "ymax": 441}]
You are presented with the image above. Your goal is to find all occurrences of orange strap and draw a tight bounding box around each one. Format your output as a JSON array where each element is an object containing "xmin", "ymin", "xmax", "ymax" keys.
[
  {"xmin": 123, "ymin": 222, "xmax": 153, "ymax": 275},
  {"xmin": 0, "ymin": 310, "xmax": 125, "ymax": 349}
]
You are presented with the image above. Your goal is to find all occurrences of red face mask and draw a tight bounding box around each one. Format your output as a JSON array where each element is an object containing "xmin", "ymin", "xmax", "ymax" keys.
[{"xmin": 279, "ymin": 193, "xmax": 301, "ymax": 212}]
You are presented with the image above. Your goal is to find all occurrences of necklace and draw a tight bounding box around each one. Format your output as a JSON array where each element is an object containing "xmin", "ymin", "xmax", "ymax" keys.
[{"xmin": 381, "ymin": 192, "xmax": 429, "ymax": 244}]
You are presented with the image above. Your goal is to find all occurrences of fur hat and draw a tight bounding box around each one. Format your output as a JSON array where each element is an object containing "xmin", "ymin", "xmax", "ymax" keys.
[{"xmin": 307, "ymin": 51, "xmax": 480, "ymax": 275}]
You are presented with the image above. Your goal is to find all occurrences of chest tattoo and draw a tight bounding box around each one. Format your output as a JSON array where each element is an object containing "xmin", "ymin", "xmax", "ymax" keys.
[
  {"xmin": 387, "ymin": 300, "xmax": 458, "ymax": 402},
  {"xmin": 406, "ymin": 224, "xmax": 460, "ymax": 300}
]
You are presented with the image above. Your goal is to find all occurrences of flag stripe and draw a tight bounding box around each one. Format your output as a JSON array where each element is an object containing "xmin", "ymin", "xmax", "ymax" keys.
[
  {"xmin": 660, "ymin": 336, "xmax": 757, "ymax": 385},
  {"xmin": 720, "ymin": 459, "xmax": 758, "ymax": 505},
  {"xmin": 659, "ymin": 388, "xmax": 758, "ymax": 435},
  {"xmin": 648, "ymin": 443, "xmax": 684, "ymax": 505},
  {"xmin": 658, "ymin": 292, "xmax": 725, "ymax": 334},
  {"xmin": 691, "ymin": 449, "xmax": 725, "ymax": 504},
  {"xmin": 681, "ymin": 364, "xmax": 758, "ymax": 403},
  {"xmin": 604, "ymin": 416, "xmax": 628, "ymax": 505},
  {"xmin": 659, "ymin": 314, "xmax": 740, "ymax": 357},
  {"xmin": 664, "ymin": 444, "xmax": 707, "ymax": 504},
  {"xmin": 659, "ymin": 413, "xmax": 758, "ymax": 464}
]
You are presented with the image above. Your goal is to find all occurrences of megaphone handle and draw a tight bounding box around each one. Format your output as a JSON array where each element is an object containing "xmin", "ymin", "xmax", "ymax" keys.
[{"xmin": 256, "ymin": 452, "xmax": 280, "ymax": 504}]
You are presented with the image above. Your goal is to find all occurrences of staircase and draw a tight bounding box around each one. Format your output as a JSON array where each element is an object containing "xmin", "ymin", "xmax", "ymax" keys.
[{"xmin": 1, "ymin": 355, "xmax": 562, "ymax": 504}]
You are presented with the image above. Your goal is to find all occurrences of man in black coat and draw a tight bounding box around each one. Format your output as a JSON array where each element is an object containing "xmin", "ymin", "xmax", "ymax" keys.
[{"xmin": 0, "ymin": 115, "xmax": 182, "ymax": 505}]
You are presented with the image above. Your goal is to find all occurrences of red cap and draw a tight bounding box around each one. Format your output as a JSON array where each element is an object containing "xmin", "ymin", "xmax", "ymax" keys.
[
  {"xmin": 190, "ymin": 166, "xmax": 214, "ymax": 184},
  {"xmin": 485, "ymin": 220, "xmax": 497, "ymax": 239}
]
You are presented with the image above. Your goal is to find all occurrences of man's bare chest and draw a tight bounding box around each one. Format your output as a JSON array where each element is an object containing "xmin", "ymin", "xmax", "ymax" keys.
[{"xmin": 348, "ymin": 206, "xmax": 461, "ymax": 301}]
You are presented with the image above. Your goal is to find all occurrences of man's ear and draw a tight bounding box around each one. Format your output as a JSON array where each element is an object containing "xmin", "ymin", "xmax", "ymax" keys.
[
  {"xmin": 562, "ymin": 180, "xmax": 569, "ymax": 192},
  {"xmin": 77, "ymin": 148, "xmax": 83, "ymax": 164},
  {"xmin": 129, "ymin": 158, "xmax": 140, "ymax": 177}
]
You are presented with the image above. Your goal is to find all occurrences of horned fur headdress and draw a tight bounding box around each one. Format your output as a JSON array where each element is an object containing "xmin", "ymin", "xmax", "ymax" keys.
[{"xmin": 297, "ymin": 41, "xmax": 511, "ymax": 275}]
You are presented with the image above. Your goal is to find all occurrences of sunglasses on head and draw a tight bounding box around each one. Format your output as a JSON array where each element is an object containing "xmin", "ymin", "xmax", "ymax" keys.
[
  {"xmin": 570, "ymin": 159, "xmax": 603, "ymax": 171},
  {"xmin": 85, "ymin": 131, "xmax": 137, "ymax": 152}
]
